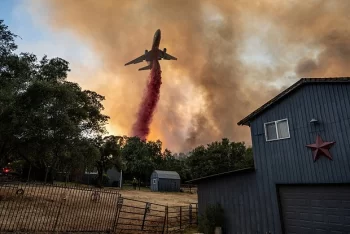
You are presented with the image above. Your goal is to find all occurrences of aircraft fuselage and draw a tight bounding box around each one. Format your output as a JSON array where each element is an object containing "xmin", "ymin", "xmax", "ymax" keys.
[
  {"xmin": 146, "ymin": 29, "xmax": 161, "ymax": 67},
  {"xmin": 152, "ymin": 29, "xmax": 161, "ymax": 50}
]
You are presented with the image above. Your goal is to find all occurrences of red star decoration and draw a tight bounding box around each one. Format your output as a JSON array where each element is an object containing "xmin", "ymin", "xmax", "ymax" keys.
[{"xmin": 306, "ymin": 135, "xmax": 335, "ymax": 161}]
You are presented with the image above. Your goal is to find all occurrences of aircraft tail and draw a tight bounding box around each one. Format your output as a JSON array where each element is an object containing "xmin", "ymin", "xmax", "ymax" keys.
[{"xmin": 138, "ymin": 65, "xmax": 151, "ymax": 71}]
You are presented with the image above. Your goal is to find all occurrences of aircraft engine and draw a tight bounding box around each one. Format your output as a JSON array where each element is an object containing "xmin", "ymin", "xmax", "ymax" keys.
[
  {"xmin": 145, "ymin": 50, "xmax": 148, "ymax": 56},
  {"xmin": 163, "ymin": 48, "xmax": 167, "ymax": 53}
]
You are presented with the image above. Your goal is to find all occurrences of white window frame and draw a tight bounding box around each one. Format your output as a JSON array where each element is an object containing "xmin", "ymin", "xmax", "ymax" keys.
[
  {"xmin": 264, "ymin": 118, "xmax": 290, "ymax": 142},
  {"xmin": 153, "ymin": 179, "xmax": 157, "ymax": 184}
]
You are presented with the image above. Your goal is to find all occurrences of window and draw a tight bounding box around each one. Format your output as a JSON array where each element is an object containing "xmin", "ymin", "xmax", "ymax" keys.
[
  {"xmin": 153, "ymin": 179, "xmax": 156, "ymax": 184},
  {"xmin": 264, "ymin": 119, "xmax": 290, "ymax": 141}
]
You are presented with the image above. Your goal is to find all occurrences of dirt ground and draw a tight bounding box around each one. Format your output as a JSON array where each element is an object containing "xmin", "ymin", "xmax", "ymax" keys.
[{"xmin": 119, "ymin": 188, "xmax": 198, "ymax": 206}]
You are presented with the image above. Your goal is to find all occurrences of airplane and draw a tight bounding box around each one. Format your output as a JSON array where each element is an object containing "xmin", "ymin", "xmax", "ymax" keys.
[{"xmin": 125, "ymin": 29, "xmax": 177, "ymax": 71}]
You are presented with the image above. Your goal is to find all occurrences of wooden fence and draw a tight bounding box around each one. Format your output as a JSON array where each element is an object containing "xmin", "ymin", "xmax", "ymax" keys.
[{"xmin": 180, "ymin": 184, "xmax": 197, "ymax": 194}]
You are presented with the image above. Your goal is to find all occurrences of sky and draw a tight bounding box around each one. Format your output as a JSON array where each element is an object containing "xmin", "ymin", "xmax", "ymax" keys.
[{"xmin": 1, "ymin": 0, "xmax": 349, "ymax": 153}]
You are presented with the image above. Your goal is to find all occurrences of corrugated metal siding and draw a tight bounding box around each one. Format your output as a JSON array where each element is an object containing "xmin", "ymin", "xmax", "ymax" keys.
[
  {"xmin": 198, "ymin": 173, "xmax": 261, "ymax": 233},
  {"xmin": 158, "ymin": 178, "xmax": 180, "ymax": 192},
  {"xmin": 198, "ymin": 83, "xmax": 350, "ymax": 234},
  {"xmin": 106, "ymin": 167, "xmax": 120, "ymax": 187},
  {"xmin": 150, "ymin": 171, "xmax": 158, "ymax": 191}
]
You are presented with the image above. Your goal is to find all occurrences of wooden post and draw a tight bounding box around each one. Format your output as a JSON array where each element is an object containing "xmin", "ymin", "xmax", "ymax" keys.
[
  {"xmin": 162, "ymin": 206, "xmax": 168, "ymax": 234},
  {"xmin": 189, "ymin": 204, "xmax": 192, "ymax": 226},
  {"xmin": 52, "ymin": 197, "xmax": 65, "ymax": 232},
  {"xmin": 112, "ymin": 195, "xmax": 123, "ymax": 232},
  {"xmin": 195, "ymin": 203, "xmax": 198, "ymax": 225},
  {"xmin": 166, "ymin": 205, "xmax": 169, "ymax": 234},
  {"xmin": 180, "ymin": 206, "xmax": 182, "ymax": 229},
  {"xmin": 141, "ymin": 202, "xmax": 150, "ymax": 230}
]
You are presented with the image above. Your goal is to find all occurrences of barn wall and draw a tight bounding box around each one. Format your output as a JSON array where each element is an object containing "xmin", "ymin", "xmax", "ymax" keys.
[
  {"xmin": 249, "ymin": 83, "xmax": 350, "ymax": 233},
  {"xmin": 197, "ymin": 172, "xmax": 260, "ymax": 233},
  {"xmin": 106, "ymin": 167, "xmax": 120, "ymax": 187},
  {"xmin": 197, "ymin": 83, "xmax": 350, "ymax": 234},
  {"xmin": 150, "ymin": 171, "xmax": 158, "ymax": 192}
]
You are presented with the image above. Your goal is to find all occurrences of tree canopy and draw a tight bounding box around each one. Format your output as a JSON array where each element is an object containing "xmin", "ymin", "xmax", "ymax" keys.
[{"xmin": 0, "ymin": 20, "xmax": 109, "ymax": 182}]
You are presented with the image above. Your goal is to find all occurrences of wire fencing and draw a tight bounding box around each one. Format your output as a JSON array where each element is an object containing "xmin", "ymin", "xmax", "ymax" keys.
[
  {"xmin": 180, "ymin": 184, "xmax": 197, "ymax": 194},
  {"xmin": 167, "ymin": 204, "xmax": 198, "ymax": 232},
  {"xmin": 0, "ymin": 182, "xmax": 198, "ymax": 233},
  {"xmin": 0, "ymin": 182, "xmax": 120, "ymax": 233}
]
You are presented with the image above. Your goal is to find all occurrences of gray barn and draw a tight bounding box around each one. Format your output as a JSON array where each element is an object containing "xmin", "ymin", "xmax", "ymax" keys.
[
  {"xmin": 150, "ymin": 170, "xmax": 181, "ymax": 192},
  {"xmin": 190, "ymin": 78, "xmax": 350, "ymax": 234}
]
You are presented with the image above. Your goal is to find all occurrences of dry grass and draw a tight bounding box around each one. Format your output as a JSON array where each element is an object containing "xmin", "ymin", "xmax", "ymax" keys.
[
  {"xmin": 0, "ymin": 184, "xmax": 119, "ymax": 232},
  {"xmin": 119, "ymin": 189, "xmax": 197, "ymax": 207},
  {"xmin": 0, "ymin": 183, "xmax": 197, "ymax": 233}
]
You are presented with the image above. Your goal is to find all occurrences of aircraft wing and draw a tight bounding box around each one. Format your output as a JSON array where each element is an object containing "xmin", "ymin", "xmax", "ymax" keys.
[
  {"xmin": 125, "ymin": 54, "xmax": 146, "ymax": 66},
  {"xmin": 158, "ymin": 49, "xmax": 177, "ymax": 60}
]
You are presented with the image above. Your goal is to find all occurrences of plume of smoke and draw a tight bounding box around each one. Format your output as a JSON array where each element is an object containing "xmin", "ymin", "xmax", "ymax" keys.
[
  {"xmin": 33, "ymin": 0, "xmax": 350, "ymax": 152},
  {"xmin": 132, "ymin": 60, "xmax": 162, "ymax": 140}
]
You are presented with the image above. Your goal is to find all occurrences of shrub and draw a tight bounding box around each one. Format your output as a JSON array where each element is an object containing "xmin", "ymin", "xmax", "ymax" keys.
[{"xmin": 198, "ymin": 203, "xmax": 224, "ymax": 234}]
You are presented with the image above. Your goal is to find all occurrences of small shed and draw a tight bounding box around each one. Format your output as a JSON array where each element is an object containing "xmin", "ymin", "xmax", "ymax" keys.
[{"xmin": 150, "ymin": 170, "xmax": 181, "ymax": 192}]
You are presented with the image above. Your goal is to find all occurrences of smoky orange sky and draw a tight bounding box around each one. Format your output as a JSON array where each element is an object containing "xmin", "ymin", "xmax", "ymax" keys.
[{"xmin": 31, "ymin": 0, "xmax": 350, "ymax": 152}]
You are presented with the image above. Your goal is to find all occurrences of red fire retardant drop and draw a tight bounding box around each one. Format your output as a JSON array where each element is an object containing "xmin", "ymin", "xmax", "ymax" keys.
[{"xmin": 132, "ymin": 60, "xmax": 162, "ymax": 140}]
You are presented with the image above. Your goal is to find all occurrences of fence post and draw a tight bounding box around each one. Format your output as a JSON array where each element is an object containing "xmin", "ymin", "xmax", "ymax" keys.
[
  {"xmin": 180, "ymin": 206, "xmax": 182, "ymax": 229},
  {"xmin": 112, "ymin": 194, "xmax": 123, "ymax": 232},
  {"xmin": 52, "ymin": 197, "xmax": 65, "ymax": 232},
  {"xmin": 166, "ymin": 205, "xmax": 169, "ymax": 234},
  {"xmin": 162, "ymin": 206, "xmax": 168, "ymax": 234},
  {"xmin": 141, "ymin": 202, "xmax": 150, "ymax": 230},
  {"xmin": 196, "ymin": 203, "xmax": 199, "ymax": 225},
  {"xmin": 189, "ymin": 204, "xmax": 192, "ymax": 226}
]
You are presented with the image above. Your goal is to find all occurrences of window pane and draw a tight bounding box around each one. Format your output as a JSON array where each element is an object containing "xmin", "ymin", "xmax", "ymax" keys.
[
  {"xmin": 277, "ymin": 120, "xmax": 289, "ymax": 138},
  {"xmin": 265, "ymin": 123, "xmax": 277, "ymax": 140}
]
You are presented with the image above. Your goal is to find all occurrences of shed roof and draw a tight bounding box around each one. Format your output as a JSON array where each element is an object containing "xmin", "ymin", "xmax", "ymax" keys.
[
  {"xmin": 237, "ymin": 77, "xmax": 350, "ymax": 126},
  {"xmin": 154, "ymin": 170, "xmax": 181, "ymax": 180},
  {"xmin": 186, "ymin": 167, "xmax": 255, "ymax": 183}
]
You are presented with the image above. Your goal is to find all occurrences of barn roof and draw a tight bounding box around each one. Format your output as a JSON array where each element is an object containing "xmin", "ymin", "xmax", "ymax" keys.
[
  {"xmin": 187, "ymin": 167, "xmax": 255, "ymax": 183},
  {"xmin": 237, "ymin": 77, "xmax": 350, "ymax": 126},
  {"xmin": 154, "ymin": 170, "xmax": 181, "ymax": 179}
]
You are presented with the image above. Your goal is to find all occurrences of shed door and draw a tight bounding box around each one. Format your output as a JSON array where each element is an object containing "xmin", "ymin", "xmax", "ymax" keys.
[{"xmin": 278, "ymin": 185, "xmax": 350, "ymax": 234}]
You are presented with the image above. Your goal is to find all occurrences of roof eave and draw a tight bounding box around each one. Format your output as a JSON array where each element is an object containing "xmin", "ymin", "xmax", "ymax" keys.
[
  {"xmin": 236, "ymin": 77, "xmax": 350, "ymax": 126},
  {"xmin": 236, "ymin": 78, "xmax": 304, "ymax": 126}
]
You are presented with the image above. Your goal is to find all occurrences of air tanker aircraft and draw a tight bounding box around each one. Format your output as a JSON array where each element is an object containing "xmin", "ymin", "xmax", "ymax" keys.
[{"xmin": 125, "ymin": 29, "xmax": 177, "ymax": 71}]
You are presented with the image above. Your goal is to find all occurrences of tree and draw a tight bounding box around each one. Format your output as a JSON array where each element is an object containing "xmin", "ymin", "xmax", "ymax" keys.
[
  {"xmin": 121, "ymin": 137, "xmax": 162, "ymax": 189},
  {"xmin": 155, "ymin": 149, "xmax": 191, "ymax": 182},
  {"xmin": 0, "ymin": 20, "xmax": 109, "ymax": 182},
  {"xmin": 95, "ymin": 135, "xmax": 123, "ymax": 187},
  {"xmin": 186, "ymin": 138, "xmax": 254, "ymax": 179},
  {"xmin": 0, "ymin": 20, "xmax": 37, "ymax": 166}
]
